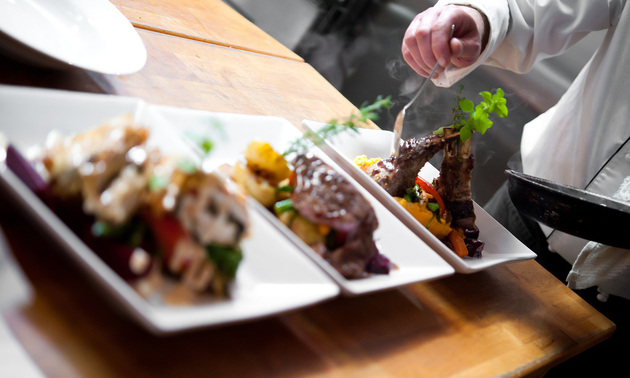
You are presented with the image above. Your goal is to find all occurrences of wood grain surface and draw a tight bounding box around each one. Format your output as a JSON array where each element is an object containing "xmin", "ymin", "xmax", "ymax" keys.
[
  {"xmin": 0, "ymin": 204, "xmax": 614, "ymax": 378},
  {"xmin": 0, "ymin": 3, "xmax": 616, "ymax": 377},
  {"xmin": 111, "ymin": 0, "xmax": 304, "ymax": 61},
  {"xmin": 0, "ymin": 30, "xmax": 367, "ymax": 131}
]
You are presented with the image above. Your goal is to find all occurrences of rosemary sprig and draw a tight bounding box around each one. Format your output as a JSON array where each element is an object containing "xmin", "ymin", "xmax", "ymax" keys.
[{"xmin": 283, "ymin": 95, "xmax": 392, "ymax": 156}]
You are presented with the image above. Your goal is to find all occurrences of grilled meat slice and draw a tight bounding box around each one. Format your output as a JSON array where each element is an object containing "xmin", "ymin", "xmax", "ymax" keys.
[
  {"xmin": 292, "ymin": 154, "xmax": 379, "ymax": 279},
  {"xmin": 366, "ymin": 133, "xmax": 453, "ymax": 197},
  {"xmin": 434, "ymin": 129, "xmax": 476, "ymax": 230}
]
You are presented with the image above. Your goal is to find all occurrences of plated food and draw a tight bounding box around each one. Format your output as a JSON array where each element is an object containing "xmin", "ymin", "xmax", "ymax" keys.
[
  {"xmin": 356, "ymin": 130, "xmax": 483, "ymax": 259},
  {"xmin": 353, "ymin": 89, "xmax": 509, "ymax": 259},
  {"xmin": 231, "ymin": 140, "xmax": 391, "ymax": 279},
  {"xmin": 153, "ymin": 104, "xmax": 454, "ymax": 295},
  {"xmin": 302, "ymin": 89, "xmax": 536, "ymax": 274},
  {"xmin": 11, "ymin": 114, "xmax": 249, "ymax": 301}
]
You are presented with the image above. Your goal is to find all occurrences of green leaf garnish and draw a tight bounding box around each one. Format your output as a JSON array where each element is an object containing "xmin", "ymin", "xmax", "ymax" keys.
[
  {"xmin": 185, "ymin": 130, "xmax": 219, "ymax": 155},
  {"xmin": 149, "ymin": 175, "xmax": 169, "ymax": 191},
  {"xmin": 274, "ymin": 199, "xmax": 295, "ymax": 214},
  {"xmin": 459, "ymin": 99, "xmax": 474, "ymax": 113},
  {"xmin": 91, "ymin": 221, "xmax": 114, "ymax": 237},
  {"xmin": 206, "ymin": 244, "xmax": 243, "ymax": 279},
  {"xmin": 434, "ymin": 85, "xmax": 508, "ymax": 142},
  {"xmin": 427, "ymin": 202, "xmax": 440, "ymax": 213},
  {"xmin": 425, "ymin": 200, "xmax": 444, "ymax": 228},
  {"xmin": 276, "ymin": 185, "xmax": 294, "ymax": 193},
  {"xmin": 404, "ymin": 184, "xmax": 421, "ymax": 203},
  {"xmin": 177, "ymin": 157, "xmax": 197, "ymax": 174}
]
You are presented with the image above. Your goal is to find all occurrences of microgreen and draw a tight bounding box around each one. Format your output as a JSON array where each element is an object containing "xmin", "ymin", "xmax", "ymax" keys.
[
  {"xmin": 434, "ymin": 85, "xmax": 508, "ymax": 142},
  {"xmin": 185, "ymin": 131, "xmax": 216, "ymax": 155},
  {"xmin": 273, "ymin": 199, "xmax": 295, "ymax": 215},
  {"xmin": 404, "ymin": 184, "xmax": 421, "ymax": 203},
  {"xmin": 185, "ymin": 119, "xmax": 225, "ymax": 156},
  {"xmin": 176, "ymin": 157, "xmax": 197, "ymax": 174},
  {"xmin": 149, "ymin": 175, "xmax": 169, "ymax": 191},
  {"xmin": 426, "ymin": 201, "xmax": 443, "ymax": 228},
  {"xmin": 206, "ymin": 244, "xmax": 243, "ymax": 279},
  {"xmin": 283, "ymin": 95, "xmax": 392, "ymax": 156}
]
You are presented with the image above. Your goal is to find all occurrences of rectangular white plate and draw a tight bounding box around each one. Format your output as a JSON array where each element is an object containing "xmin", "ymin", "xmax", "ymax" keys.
[
  {"xmin": 0, "ymin": 85, "xmax": 341, "ymax": 334},
  {"xmin": 153, "ymin": 105, "xmax": 455, "ymax": 295},
  {"xmin": 302, "ymin": 120, "xmax": 537, "ymax": 273}
]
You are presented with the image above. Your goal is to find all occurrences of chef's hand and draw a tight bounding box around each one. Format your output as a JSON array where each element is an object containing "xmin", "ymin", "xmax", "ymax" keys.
[{"xmin": 402, "ymin": 5, "xmax": 489, "ymax": 78}]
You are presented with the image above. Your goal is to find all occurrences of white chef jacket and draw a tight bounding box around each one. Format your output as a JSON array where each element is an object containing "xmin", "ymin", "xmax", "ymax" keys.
[{"xmin": 430, "ymin": 0, "xmax": 630, "ymax": 264}]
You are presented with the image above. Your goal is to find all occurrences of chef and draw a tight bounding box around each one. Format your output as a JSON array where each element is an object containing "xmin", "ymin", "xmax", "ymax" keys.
[{"xmin": 401, "ymin": 0, "xmax": 630, "ymax": 300}]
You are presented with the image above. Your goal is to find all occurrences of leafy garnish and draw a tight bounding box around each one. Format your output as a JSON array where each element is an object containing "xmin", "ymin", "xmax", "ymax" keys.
[
  {"xmin": 206, "ymin": 244, "xmax": 243, "ymax": 279},
  {"xmin": 276, "ymin": 185, "xmax": 294, "ymax": 193},
  {"xmin": 185, "ymin": 120, "xmax": 225, "ymax": 156},
  {"xmin": 434, "ymin": 85, "xmax": 508, "ymax": 142},
  {"xmin": 274, "ymin": 199, "xmax": 295, "ymax": 214},
  {"xmin": 91, "ymin": 221, "xmax": 115, "ymax": 237},
  {"xmin": 149, "ymin": 175, "xmax": 169, "ymax": 191},
  {"xmin": 426, "ymin": 201, "xmax": 443, "ymax": 228},
  {"xmin": 91, "ymin": 218, "xmax": 147, "ymax": 248},
  {"xmin": 283, "ymin": 95, "xmax": 392, "ymax": 156},
  {"xmin": 427, "ymin": 202, "xmax": 440, "ymax": 217},
  {"xmin": 404, "ymin": 184, "xmax": 421, "ymax": 203},
  {"xmin": 176, "ymin": 157, "xmax": 197, "ymax": 174},
  {"xmin": 185, "ymin": 131, "xmax": 216, "ymax": 154}
]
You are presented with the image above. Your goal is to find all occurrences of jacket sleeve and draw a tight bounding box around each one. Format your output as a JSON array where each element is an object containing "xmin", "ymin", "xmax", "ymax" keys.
[{"xmin": 431, "ymin": 0, "xmax": 625, "ymax": 87}]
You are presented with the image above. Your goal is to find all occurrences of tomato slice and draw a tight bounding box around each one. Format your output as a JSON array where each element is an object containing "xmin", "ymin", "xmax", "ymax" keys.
[
  {"xmin": 415, "ymin": 176, "xmax": 446, "ymax": 218},
  {"xmin": 143, "ymin": 213, "xmax": 188, "ymax": 263}
]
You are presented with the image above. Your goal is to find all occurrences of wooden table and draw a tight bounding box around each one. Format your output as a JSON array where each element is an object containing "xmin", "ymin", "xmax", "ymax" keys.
[{"xmin": 0, "ymin": 1, "xmax": 615, "ymax": 377}]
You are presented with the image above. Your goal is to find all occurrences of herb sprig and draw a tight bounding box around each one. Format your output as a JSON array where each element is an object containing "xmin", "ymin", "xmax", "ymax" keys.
[
  {"xmin": 283, "ymin": 95, "xmax": 392, "ymax": 156},
  {"xmin": 435, "ymin": 85, "xmax": 508, "ymax": 142}
]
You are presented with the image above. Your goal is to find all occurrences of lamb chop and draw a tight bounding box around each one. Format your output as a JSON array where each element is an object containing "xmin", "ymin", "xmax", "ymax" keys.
[
  {"xmin": 366, "ymin": 129, "xmax": 483, "ymax": 257},
  {"xmin": 434, "ymin": 128, "xmax": 476, "ymax": 231},
  {"xmin": 365, "ymin": 132, "xmax": 460, "ymax": 197}
]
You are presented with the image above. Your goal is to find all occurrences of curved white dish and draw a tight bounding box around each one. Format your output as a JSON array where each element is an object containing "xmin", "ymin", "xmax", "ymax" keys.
[
  {"xmin": 0, "ymin": 85, "xmax": 339, "ymax": 334},
  {"xmin": 301, "ymin": 120, "xmax": 537, "ymax": 274},
  {"xmin": 0, "ymin": 0, "xmax": 146, "ymax": 74}
]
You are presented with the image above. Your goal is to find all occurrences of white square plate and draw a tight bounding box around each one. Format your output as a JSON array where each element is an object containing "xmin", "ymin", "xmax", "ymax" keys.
[
  {"xmin": 302, "ymin": 120, "xmax": 537, "ymax": 273},
  {"xmin": 154, "ymin": 105, "xmax": 455, "ymax": 295},
  {"xmin": 0, "ymin": 85, "xmax": 340, "ymax": 334}
]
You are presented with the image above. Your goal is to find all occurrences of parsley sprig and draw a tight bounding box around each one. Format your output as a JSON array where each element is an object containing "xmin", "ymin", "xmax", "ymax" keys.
[
  {"xmin": 435, "ymin": 85, "xmax": 508, "ymax": 142},
  {"xmin": 283, "ymin": 95, "xmax": 392, "ymax": 156}
]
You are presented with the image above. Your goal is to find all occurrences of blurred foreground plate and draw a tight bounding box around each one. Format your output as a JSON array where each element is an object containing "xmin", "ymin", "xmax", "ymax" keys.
[
  {"xmin": 0, "ymin": 0, "xmax": 146, "ymax": 74},
  {"xmin": 302, "ymin": 120, "xmax": 537, "ymax": 274},
  {"xmin": 506, "ymin": 169, "xmax": 630, "ymax": 248},
  {"xmin": 0, "ymin": 85, "xmax": 339, "ymax": 334}
]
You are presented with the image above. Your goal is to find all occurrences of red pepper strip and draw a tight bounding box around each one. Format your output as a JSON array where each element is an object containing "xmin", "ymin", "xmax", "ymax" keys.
[
  {"xmin": 448, "ymin": 230, "xmax": 469, "ymax": 258},
  {"xmin": 415, "ymin": 176, "xmax": 446, "ymax": 218},
  {"xmin": 143, "ymin": 213, "xmax": 188, "ymax": 264}
]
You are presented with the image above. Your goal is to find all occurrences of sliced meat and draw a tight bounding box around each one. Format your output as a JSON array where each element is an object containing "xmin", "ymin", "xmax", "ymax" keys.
[{"xmin": 291, "ymin": 154, "xmax": 379, "ymax": 279}]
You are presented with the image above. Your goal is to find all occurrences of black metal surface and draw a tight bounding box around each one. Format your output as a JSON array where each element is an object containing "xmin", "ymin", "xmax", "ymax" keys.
[{"xmin": 506, "ymin": 169, "xmax": 630, "ymax": 248}]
